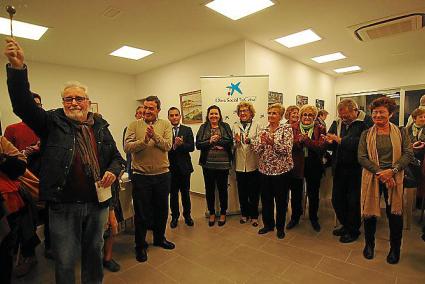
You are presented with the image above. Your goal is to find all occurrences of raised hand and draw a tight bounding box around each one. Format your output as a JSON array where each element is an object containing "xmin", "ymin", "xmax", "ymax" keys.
[{"xmin": 4, "ymin": 37, "xmax": 24, "ymax": 69}]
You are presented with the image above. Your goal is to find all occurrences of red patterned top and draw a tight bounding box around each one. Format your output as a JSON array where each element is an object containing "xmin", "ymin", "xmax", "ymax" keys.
[{"xmin": 252, "ymin": 124, "xmax": 294, "ymax": 175}]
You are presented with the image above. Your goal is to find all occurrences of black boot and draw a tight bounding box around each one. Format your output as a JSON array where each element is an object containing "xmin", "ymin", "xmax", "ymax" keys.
[
  {"xmin": 363, "ymin": 241, "xmax": 374, "ymax": 260},
  {"xmin": 386, "ymin": 247, "xmax": 400, "ymax": 264},
  {"xmin": 387, "ymin": 239, "xmax": 401, "ymax": 264}
]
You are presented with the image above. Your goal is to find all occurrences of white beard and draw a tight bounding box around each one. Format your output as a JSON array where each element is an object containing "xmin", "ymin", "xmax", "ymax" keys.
[{"xmin": 64, "ymin": 108, "xmax": 88, "ymax": 122}]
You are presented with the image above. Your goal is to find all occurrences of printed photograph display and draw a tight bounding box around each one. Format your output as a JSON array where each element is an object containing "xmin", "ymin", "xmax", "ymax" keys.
[{"xmin": 180, "ymin": 90, "xmax": 202, "ymax": 124}]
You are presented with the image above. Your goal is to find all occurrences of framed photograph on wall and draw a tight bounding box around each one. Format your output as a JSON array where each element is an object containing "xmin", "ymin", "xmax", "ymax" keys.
[
  {"xmin": 90, "ymin": 102, "xmax": 99, "ymax": 113},
  {"xmin": 315, "ymin": 99, "xmax": 325, "ymax": 110},
  {"xmin": 296, "ymin": 95, "xmax": 308, "ymax": 107},
  {"xmin": 268, "ymin": 91, "xmax": 283, "ymax": 106},
  {"xmin": 180, "ymin": 90, "xmax": 202, "ymax": 124}
]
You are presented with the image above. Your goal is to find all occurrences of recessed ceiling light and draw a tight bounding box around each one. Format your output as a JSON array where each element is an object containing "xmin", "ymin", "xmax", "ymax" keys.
[
  {"xmin": 334, "ymin": 66, "xmax": 361, "ymax": 73},
  {"xmin": 275, "ymin": 29, "xmax": 321, "ymax": 48},
  {"xmin": 110, "ymin": 46, "xmax": 153, "ymax": 60},
  {"xmin": 0, "ymin": 17, "xmax": 48, "ymax": 40},
  {"xmin": 311, "ymin": 52, "xmax": 346, "ymax": 63},
  {"xmin": 206, "ymin": 0, "xmax": 274, "ymax": 21}
]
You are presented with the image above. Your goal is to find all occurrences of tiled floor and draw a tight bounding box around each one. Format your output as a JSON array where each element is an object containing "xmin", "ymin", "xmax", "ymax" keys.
[{"xmin": 12, "ymin": 195, "xmax": 425, "ymax": 284}]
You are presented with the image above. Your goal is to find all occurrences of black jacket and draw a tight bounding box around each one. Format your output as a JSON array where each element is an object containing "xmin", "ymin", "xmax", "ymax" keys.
[
  {"xmin": 168, "ymin": 124, "xmax": 194, "ymax": 175},
  {"xmin": 196, "ymin": 121, "xmax": 233, "ymax": 166},
  {"xmin": 328, "ymin": 110, "xmax": 373, "ymax": 171},
  {"xmin": 6, "ymin": 66, "xmax": 124, "ymax": 203}
]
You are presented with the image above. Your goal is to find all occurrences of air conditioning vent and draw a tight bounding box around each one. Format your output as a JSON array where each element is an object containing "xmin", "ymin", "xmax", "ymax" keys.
[{"xmin": 353, "ymin": 13, "xmax": 425, "ymax": 41}]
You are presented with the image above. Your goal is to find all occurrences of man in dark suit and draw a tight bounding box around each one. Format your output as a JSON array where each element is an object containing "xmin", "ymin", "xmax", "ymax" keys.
[{"xmin": 167, "ymin": 107, "xmax": 195, "ymax": 228}]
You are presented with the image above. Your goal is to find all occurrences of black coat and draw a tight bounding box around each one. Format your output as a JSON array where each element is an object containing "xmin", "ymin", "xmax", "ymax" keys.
[
  {"xmin": 6, "ymin": 66, "xmax": 124, "ymax": 203},
  {"xmin": 327, "ymin": 111, "xmax": 373, "ymax": 171},
  {"xmin": 195, "ymin": 121, "xmax": 233, "ymax": 166},
  {"xmin": 168, "ymin": 124, "xmax": 194, "ymax": 175}
]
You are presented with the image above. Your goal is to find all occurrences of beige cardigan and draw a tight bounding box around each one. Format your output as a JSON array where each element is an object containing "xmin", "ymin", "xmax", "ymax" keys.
[{"xmin": 232, "ymin": 120, "xmax": 262, "ymax": 172}]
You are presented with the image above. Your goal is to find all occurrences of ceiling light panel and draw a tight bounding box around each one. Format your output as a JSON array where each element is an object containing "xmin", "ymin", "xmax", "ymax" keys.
[
  {"xmin": 275, "ymin": 29, "xmax": 322, "ymax": 48},
  {"xmin": 334, "ymin": 66, "xmax": 361, "ymax": 73},
  {"xmin": 311, "ymin": 52, "xmax": 346, "ymax": 63},
  {"xmin": 110, "ymin": 46, "xmax": 153, "ymax": 60},
  {"xmin": 0, "ymin": 17, "xmax": 48, "ymax": 40},
  {"xmin": 206, "ymin": 0, "xmax": 274, "ymax": 21}
]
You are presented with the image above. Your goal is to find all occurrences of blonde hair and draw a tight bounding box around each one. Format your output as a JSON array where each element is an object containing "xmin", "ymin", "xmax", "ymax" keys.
[
  {"xmin": 299, "ymin": 105, "xmax": 318, "ymax": 119},
  {"xmin": 236, "ymin": 102, "xmax": 256, "ymax": 117},
  {"xmin": 61, "ymin": 81, "xmax": 89, "ymax": 98},
  {"xmin": 284, "ymin": 105, "xmax": 299, "ymax": 120},
  {"xmin": 268, "ymin": 103, "xmax": 285, "ymax": 116}
]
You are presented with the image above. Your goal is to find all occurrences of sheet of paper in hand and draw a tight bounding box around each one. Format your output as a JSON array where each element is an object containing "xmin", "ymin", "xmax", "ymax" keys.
[{"xmin": 95, "ymin": 182, "xmax": 112, "ymax": 202}]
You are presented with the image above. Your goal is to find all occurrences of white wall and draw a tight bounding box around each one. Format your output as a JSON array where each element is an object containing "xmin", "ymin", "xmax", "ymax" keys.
[
  {"xmin": 0, "ymin": 59, "xmax": 137, "ymax": 155},
  {"xmin": 244, "ymin": 41, "xmax": 336, "ymax": 122},
  {"xmin": 335, "ymin": 61, "xmax": 425, "ymax": 95},
  {"xmin": 135, "ymin": 40, "xmax": 337, "ymax": 194}
]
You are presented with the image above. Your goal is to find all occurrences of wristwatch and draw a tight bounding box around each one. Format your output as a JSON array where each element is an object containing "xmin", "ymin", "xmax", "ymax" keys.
[{"xmin": 392, "ymin": 167, "xmax": 399, "ymax": 174}]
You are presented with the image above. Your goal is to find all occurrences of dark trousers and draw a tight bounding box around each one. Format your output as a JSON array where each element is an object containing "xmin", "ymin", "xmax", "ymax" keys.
[
  {"xmin": 0, "ymin": 212, "xmax": 19, "ymax": 284},
  {"xmin": 364, "ymin": 182, "xmax": 403, "ymax": 248},
  {"xmin": 170, "ymin": 171, "xmax": 192, "ymax": 219},
  {"xmin": 202, "ymin": 168, "xmax": 229, "ymax": 215},
  {"xmin": 332, "ymin": 166, "xmax": 362, "ymax": 235},
  {"xmin": 49, "ymin": 202, "xmax": 108, "ymax": 284},
  {"xmin": 260, "ymin": 172, "xmax": 290, "ymax": 230},
  {"xmin": 304, "ymin": 159, "xmax": 323, "ymax": 222},
  {"xmin": 288, "ymin": 176, "xmax": 303, "ymax": 221},
  {"xmin": 236, "ymin": 170, "xmax": 260, "ymax": 219},
  {"xmin": 132, "ymin": 172, "xmax": 171, "ymax": 249}
]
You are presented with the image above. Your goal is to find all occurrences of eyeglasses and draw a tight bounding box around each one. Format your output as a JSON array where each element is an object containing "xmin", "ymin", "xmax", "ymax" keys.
[
  {"xmin": 239, "ymin": 109, "xmax": 249, "ymax": 113},
  {"xmin": 302, "ymin": 113, "xmax": 315, "ymax": 118},
  {"xmin": 62, "ymin": 96, "xmax": 87, "ymax": 104}
]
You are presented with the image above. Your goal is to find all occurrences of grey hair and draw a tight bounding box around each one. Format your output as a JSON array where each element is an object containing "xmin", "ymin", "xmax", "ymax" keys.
[
  {"xmin": 337, "ymin": 98, "xmax": 358, "ymax": 111},
  {"xmin": 420, "ymin": 95, "xmax": 425, "ymax": 106},
  {"xmin": 61, "ymin": 81, "xmax": 89, "ymax": 98}
]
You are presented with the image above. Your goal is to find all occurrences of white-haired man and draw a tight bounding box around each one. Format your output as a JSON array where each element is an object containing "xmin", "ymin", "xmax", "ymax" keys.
[
  {"xmin": 325, "ymin": 99, "xmax": 372, "ymax": 244},
  {"xmin": 4, "ymin": 38, "xmax": 124, "ymax": 284}
]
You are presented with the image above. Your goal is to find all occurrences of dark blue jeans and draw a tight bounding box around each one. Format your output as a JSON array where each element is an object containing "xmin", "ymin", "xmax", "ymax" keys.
[{"xmin": 49, "ymin": 202, "xmax": 108, "ymax": 284}]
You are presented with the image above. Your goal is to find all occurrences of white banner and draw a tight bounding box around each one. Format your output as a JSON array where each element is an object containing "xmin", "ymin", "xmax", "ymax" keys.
[{"xmin": 200, "ymin": 75, "xmax": 269, "ymax": 214}]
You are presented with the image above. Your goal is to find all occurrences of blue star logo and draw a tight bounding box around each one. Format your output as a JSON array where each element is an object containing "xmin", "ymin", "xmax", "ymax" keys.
[{"xmin": 226, "ymin": 82, "xmax": 242, "ymax": 96}]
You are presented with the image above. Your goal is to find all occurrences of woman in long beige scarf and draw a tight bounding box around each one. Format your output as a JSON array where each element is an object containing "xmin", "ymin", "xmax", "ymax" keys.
[{"xmin": 358, "ymin": 97, "xmax": 413, "ymax": 264}]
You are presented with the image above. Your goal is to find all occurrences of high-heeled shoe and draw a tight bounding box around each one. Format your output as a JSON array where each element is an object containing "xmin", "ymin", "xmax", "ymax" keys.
[
  {"xmin": 218, "ymin": 215, "xmax": 226, "ymax": 226},
  {"xmin": 208, "ymin": 215, "xmax": 216, "ymax": 227}
]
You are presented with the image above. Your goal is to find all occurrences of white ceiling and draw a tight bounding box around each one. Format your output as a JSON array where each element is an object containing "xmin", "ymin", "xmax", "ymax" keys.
[{"xmin": 7, "ymin": 0, "xmax": 425, "ymax": 76}]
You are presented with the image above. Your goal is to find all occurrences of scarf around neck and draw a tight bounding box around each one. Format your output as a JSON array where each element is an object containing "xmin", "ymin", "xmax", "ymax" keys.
[
  {"xmin": 68, "ymin": 113, "xmax": 101, "ymax": 181},
  {"xmin": 361, "ymin": 123, "xmax": 404, "ymax": 217},
  {"xmin": 412, "ymin": 123, "xmax": 424, "ymax": 139},
  {"xmin": 300, "ymin": 122, "xmax": 314, "ymax": 157}
]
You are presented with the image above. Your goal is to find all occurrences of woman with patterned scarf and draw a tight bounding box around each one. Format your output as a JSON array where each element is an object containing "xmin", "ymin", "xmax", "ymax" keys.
[
  {"xmin": 287, "ymin": 105, "xmax": 326, "ymax": 232},
  {"xmin": 358, "ymin": 97, "xmax": 413, "ymax": 264}
]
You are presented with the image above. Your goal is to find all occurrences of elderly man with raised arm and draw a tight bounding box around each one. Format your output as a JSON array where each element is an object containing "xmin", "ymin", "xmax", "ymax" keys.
[{"xmin": 4, "ymin": 38, "xmax": 124, "ymax": 284}]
